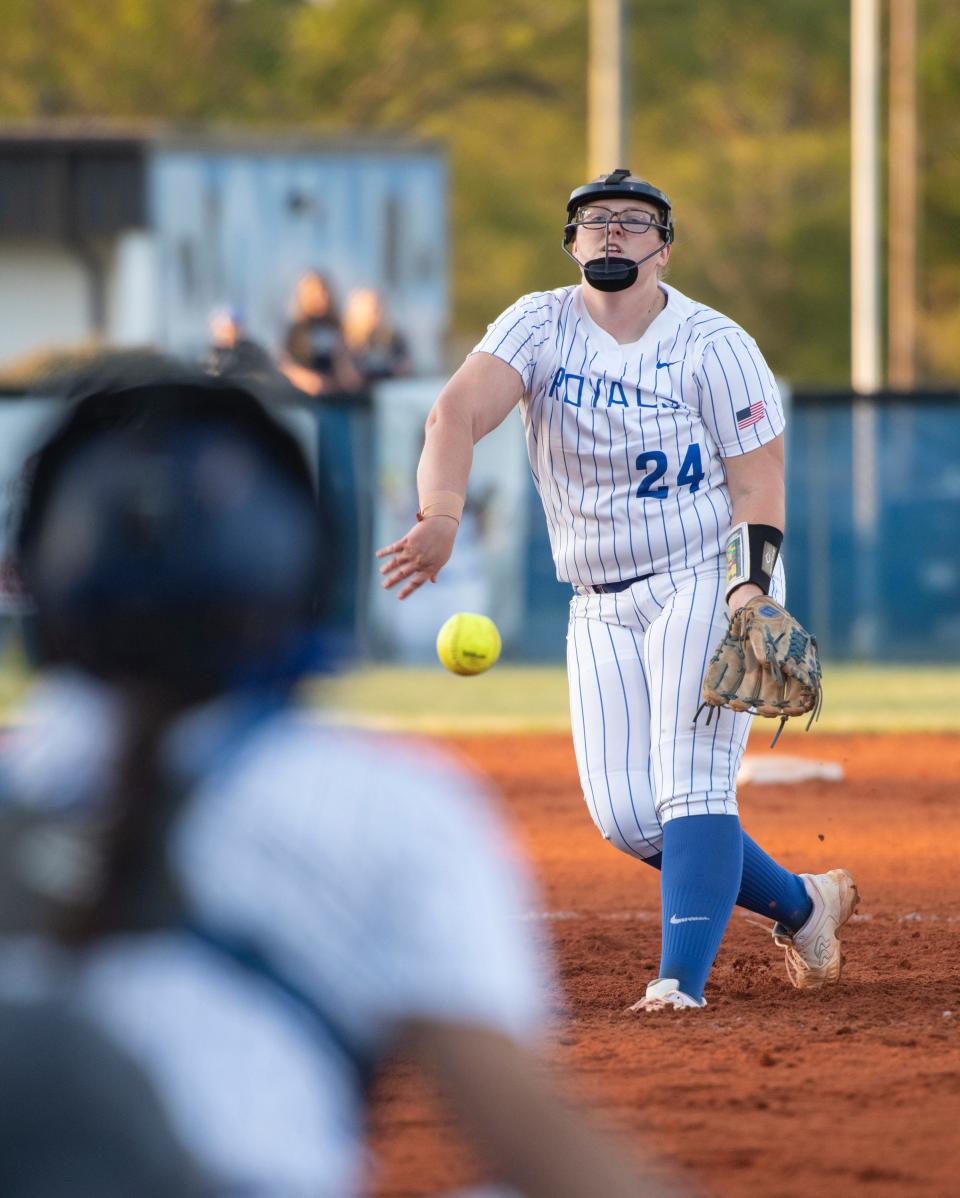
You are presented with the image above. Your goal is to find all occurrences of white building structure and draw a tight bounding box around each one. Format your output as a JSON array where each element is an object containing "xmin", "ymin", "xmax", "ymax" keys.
[{"xmin": 0, "ymin": 125, "xmax": 447, "ymax": 371}]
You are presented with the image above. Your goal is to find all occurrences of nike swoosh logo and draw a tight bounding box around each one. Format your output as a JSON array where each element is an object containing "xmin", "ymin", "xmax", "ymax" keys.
[
  {"xmin": 670, "ymin": 914, "xmax": 710, "ymax": 924},
  {"xmin": 656, "ymin": 360, "xmax": 682, "ymax": 369}
]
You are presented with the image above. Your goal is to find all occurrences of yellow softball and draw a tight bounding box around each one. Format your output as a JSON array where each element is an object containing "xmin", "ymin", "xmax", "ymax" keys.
[{"xmin": 436, "ymin": 612, "xmax": 502, "ymax": 676}]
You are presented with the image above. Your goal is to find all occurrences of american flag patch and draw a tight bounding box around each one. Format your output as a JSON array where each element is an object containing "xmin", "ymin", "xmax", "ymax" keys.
[{"xmin": 736, "ymin": 400, "xmax": 765, "ymax": 429}]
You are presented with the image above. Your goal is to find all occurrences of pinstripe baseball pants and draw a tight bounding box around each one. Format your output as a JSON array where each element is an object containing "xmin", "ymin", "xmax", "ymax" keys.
[{"xmin": 566, "ymin": 554, "xmax": 786, "ymax": 860}]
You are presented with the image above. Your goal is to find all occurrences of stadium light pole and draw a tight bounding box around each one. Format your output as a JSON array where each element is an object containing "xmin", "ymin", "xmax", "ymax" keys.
[
  {"xmin": 850, "ymin": 0, "xmax": 882, "ymax": 658},
  {"xmin": 888, "ymin": 0, "xmax": 918, "ymax": 389},
  {"xmin": 588, "ymin": 0, "xmax": 625, "ymax": 176}
]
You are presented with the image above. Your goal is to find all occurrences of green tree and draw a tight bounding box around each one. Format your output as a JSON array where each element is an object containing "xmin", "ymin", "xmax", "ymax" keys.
[{"xmin": 0, "ymin": 0, "xmax": 956, "ymax": 386}]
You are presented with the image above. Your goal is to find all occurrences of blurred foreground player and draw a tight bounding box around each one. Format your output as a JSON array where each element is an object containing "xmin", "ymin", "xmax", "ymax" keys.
[
  {"xmin": 378, "ymin": 170, "xmax": 858, "ymax": 1011},
  {"xmin": 0, "ymin": 999, "xmax": 211, "ymax": 1198},
  {"xmin": 0, "ymin": 363, "xmax": 680, "ymax": 1198}
]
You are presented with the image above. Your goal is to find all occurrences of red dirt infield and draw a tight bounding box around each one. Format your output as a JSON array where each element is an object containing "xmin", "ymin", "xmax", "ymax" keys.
[{"xmin": 367, "ymin": 732, "xmax": 960, "ymax": 1198}]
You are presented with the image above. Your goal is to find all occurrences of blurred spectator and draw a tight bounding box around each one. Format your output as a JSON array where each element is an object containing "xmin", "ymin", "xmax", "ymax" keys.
[
  {"xmin": 343, "ymin": 286, "xmax": 412, "ymax": 384},
  {"xmin": 0, "ymin": 362, "xmax": 682, "ymax": 1198},
  {"xmin": 282, "ymin": 270, "xmax": 364, "ymax": 397},
  {"xmin": 203, "ymin": 305, "xmax": 276, "ymax": 385}
]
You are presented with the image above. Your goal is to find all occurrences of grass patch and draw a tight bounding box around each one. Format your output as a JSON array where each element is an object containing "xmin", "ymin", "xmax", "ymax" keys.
[
  {"xmin": 3, "ymin": 658, "xmax": 958, "ymax": 734},
  {"xmin": 309, "ymin": 666, "xmax": 571, "ymax": 733},
  {"xmin": 312, "ymin": 663, "xmax": 960, "ymax": 735},
  {"xmin": 810, "ymin": 666, "xmax": 960, "ymax": 733}
]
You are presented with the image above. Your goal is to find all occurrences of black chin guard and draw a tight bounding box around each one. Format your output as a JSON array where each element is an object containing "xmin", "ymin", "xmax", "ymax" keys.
[
  {"xmin": 561, "ymin": 231, "xmax": 666, "ymax": 293},
  {"xmin": 582, "ymin": 257, "xmax": 638, "ymax": 292}
]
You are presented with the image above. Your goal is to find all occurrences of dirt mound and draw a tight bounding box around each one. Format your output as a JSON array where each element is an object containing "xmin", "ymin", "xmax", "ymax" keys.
[{"xmin": 367, "ymin": 733, "xmax": 960, "ymax": 1197}]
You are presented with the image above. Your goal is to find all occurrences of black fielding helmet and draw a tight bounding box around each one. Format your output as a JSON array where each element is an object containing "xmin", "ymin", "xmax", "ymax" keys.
[
  {"xmin": 564, "ymin": 168, "xmax": 674, "ymax": 246},
  {"xmin": 15, "ymin": 362, "xmax": 333, "ymax": 694}
]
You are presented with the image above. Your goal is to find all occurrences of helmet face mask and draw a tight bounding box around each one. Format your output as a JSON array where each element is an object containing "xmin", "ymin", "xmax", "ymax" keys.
[{"xmin": 562, "ymin": 169, "xmax": 674, "ymax": 292}]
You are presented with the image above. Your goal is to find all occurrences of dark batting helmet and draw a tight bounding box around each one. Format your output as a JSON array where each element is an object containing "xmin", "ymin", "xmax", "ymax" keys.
[
  {"xmin": 563, "ymin": 168, "xmax": 674, "ymax": 247},
  {"xmin": 15, "ymin": 361, "xmax": 333, "ymax": 694}
]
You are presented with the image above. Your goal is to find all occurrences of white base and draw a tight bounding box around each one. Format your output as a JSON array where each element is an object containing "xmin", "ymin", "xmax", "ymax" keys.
[{"xmin": 738, "ymin": 754, "xmax": 844, "ymax": 785}]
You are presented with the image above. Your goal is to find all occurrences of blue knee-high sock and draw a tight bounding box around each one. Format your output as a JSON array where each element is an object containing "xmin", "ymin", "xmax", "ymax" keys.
[
  {"xmin": 641, "ymin": 832, "xmax": 813, "ymax": 932},
  {"xmin": 658, "ymin": 815, "xmax": 743, "ymax": 1001},
  {"xmin": 737, "ymin": 833, "xmax": 813, "ymax": 930}
]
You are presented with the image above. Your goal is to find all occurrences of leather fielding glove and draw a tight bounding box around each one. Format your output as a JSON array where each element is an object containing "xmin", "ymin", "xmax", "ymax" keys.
[{"xmin": 697, "ymin": 596, "xmax": 822, "ymax": 747}]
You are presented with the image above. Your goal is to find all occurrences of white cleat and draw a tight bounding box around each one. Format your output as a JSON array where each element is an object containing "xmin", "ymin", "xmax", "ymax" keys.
[
  {"xmin": 628, "ymin": 977, "xmax": 707, "ymax": 1012},
  {"xmin": 772, "ymin": 868, "xmax": 860, "ymax": 990}
]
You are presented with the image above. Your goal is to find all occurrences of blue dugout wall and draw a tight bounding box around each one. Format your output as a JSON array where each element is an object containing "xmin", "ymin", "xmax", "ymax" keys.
[
  {"xmin": 515, "ymin": 390, "xmax": 960, "ymax": 663},
  {"xmin": 234, "ymin": 387, "xmax": 960, "ymax": 664},
  {"xmin": 3, "ymin": 389, "xmax": 957, "ymax": 664},
  {"xmin": 784, "ymin": 391, "xmax": 960, "ymax": 662}
]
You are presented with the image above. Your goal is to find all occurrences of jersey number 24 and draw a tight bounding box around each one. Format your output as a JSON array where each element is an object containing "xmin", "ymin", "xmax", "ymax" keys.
[{"xmin": 636, "ymin": 444, "xmax": 705, "ymax": 499}]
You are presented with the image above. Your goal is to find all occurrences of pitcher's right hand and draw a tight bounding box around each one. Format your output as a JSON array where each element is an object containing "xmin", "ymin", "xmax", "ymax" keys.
[{"xmin": 376, "ymin": 516, "xmax": 458, "ymax": 600}]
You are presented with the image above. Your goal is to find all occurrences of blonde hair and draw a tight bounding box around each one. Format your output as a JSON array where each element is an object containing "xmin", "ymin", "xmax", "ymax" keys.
[{"xmin": 343, "ymin": 288, "xmax": 388, "ymax": 351}]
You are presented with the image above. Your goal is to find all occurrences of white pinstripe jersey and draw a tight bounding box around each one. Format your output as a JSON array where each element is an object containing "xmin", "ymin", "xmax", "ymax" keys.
[{"xmin": 473, "ymin": 283, "xmax": 785, "ymax": 586}]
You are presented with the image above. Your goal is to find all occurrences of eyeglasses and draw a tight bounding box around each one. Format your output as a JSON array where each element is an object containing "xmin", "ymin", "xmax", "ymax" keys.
[{"xmin": 572, "ymin": 206, "xmax": 662, "ymax": 233}]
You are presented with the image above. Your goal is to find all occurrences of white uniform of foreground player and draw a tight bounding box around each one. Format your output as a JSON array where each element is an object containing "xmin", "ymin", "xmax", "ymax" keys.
[
  {"xmin": 0, "ymin": 672, "xmax": 675, "ymax": 1198},
  {"xmin": 378, "ymin": 172, "xmax": 856, "ymax": 1009}
]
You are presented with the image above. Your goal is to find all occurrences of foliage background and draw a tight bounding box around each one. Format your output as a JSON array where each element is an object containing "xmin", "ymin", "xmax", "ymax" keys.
[{"xmin": 2, "ymin": 0, "xmax": 958, "ymax": 385}]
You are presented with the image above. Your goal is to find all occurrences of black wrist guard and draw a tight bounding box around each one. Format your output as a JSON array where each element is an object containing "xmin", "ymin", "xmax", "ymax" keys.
[{"xmin": 725, "ymin": 522, "xmax": 783, "ymax": 602}]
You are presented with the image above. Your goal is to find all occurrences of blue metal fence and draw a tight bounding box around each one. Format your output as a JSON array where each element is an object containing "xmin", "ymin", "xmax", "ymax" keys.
[
  {"xmin": 4, "ymin": 388, "xmax": 957, "ymax": 664},
  {"xmin": 321, "ymin": 388, "xmax": 960, "ymax": 663},
  {"xmin": 786, "ymin": 392, "xmax": 960, "ymax": 661},
  {"xmin": 518, "ymin": 391, "xmax": 960, "ymax": 663}
]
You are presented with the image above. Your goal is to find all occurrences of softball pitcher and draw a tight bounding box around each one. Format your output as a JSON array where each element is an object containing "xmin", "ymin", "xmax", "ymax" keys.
[{"xmin": 378, "ymin": 170, "xmax": 858, "ymax": 1011}]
